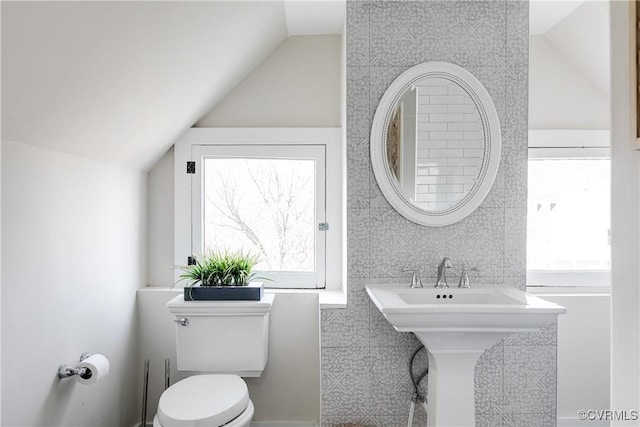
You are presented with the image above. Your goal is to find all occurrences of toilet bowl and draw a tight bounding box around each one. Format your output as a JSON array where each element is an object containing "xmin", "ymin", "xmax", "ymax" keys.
[
  {"xmin": 160, "ymin": 294, "xmax": 274, "ymax": 427},
  {"xmin": 153, "ymin": 374, "xmax": 254, "ymax": 427}
]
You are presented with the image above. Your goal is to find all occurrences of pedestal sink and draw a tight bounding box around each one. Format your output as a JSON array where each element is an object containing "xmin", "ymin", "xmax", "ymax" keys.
[{"xmin": 365, "ymin": 285, "xmax": 566, "ymax": 427}]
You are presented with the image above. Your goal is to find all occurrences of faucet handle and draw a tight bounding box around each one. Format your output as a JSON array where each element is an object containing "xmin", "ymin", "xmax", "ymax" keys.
[
  {"xmin": 458, "ymin": 267, "xmax": 479, "ymax": 288},
  {"xmin": 401, "ymin": 268, "xmax": 423, "ymax": 288},
  {"xmin": 411, "ymin": 272, "xmax": 423, "ymax": 288},
  {"xmin": 458, "ymin": 271, "xmax": 470, "ymax": 288}
]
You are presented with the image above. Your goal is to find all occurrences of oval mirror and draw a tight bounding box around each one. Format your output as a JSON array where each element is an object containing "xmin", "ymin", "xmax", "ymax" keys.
[{"xmin": 371, "ymin": 62, "xmax": 501, "ymax": 227}]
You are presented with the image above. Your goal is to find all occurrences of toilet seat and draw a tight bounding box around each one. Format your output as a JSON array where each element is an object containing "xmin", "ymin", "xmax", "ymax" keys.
[
  {"xmin": 156, "ymin": 375, "xmax": 250, "ymax": 427},
  {"xmin": 153, "ymin": 400, "xmax": 254, "ymax": 427}
]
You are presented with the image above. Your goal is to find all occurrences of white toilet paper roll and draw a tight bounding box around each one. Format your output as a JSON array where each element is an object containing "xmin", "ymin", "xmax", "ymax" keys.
[{"xmin": 76, "ymin": 354, "xmax": 110, "ymax": 385}]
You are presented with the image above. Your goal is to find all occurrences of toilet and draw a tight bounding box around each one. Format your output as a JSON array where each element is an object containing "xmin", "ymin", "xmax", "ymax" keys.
[{"xmin": 153, "ymin": 293, "xmax": 275, "ymax": 427}]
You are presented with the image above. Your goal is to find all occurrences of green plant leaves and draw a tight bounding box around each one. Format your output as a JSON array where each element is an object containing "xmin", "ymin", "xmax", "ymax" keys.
[{"xmin": 179, "ymin": 251, "xmax": 259, "ymax": 287}]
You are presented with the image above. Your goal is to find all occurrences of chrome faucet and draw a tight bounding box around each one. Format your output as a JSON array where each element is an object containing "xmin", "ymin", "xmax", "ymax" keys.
[
  {"xmin": 458, "ymin": 267, "xmax": 478, "ymax": 288},
  {"xmin": 402, "ymin": 269, "xmax": 423, "ymax": 288},
  {"xmin": 410, "ymin": 271, "xmax": 423, "ymax": 288},
  {"xmin": 458, "ymin": 268, "xmax": 471, "ymax": 288},
  {"xmin": 435, "ymin": 257, "xmax": 453, "ymax": 288}
]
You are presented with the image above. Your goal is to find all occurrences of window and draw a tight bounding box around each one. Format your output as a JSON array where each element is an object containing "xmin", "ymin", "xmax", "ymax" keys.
[
  {"xmin": 526, "ymin": 131, "xmax": 611, "ymax": 287},
  {"xmin": 193, "ymin": 145, "xmax": 325, "ymax": 288},
  {"xmin": 174, "ymin": 128, "xmax": 343, "ymax": 290}
]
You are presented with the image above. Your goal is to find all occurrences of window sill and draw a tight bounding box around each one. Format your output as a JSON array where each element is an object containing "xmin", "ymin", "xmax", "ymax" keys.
[
  {"xmin": 141, "ymin": 286, "xmax": 347, "ymax": 309},
  {"xmin": 527, "ymin": 285, "xmax": 612, "ymax": 296},
  {"xmin": 263, "ymin": 287, "xmax": 347, "ymax": 309}
]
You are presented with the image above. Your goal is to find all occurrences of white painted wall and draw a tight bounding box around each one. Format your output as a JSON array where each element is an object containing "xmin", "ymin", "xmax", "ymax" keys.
[
  {"xmin": 529, "ymin": 35, "xmax": 610, "ymax": 130},
  {"xmin": 0, "ymin": 138, "xmax": 3, "ymax": 426},
  {"xmin": 545, "ymin": 1, "xmax": 610, "ymax": 97},
  {"xmin": 1, "ymin": 140, "xmax": 146, "ymax": 426},
  {"xmin": 610, "ymin": 1, "xmax": 640, "ymax": 423},
  {"xmin": 136, "ymin": 289, "xmax": 320, "ymax": 424},
  {"xmin": 142, "ymin": 35, "xmax": 339, "ymax": 423},
  {"xmin": 147, "ymin": 146, "xmax": 174, "ymax": 288},
  {"xmin": 196, "ymin": 35, "xmax": 341, "ymax": 127},
  {"xmin": 533, "ymin": 293, "xmax": 611, "ymax": 425}
]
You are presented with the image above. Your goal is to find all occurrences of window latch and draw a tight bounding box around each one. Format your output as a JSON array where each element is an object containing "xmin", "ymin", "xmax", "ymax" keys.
[{"xmin": 186, "ymin": 161, "xmax": 196, "ymax": 174}]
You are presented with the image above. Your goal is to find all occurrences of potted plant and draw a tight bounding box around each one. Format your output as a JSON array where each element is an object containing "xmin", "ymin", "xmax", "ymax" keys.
[{"xmin": 179, "ymin": 251, "xmax": 264, "ymax": 301}]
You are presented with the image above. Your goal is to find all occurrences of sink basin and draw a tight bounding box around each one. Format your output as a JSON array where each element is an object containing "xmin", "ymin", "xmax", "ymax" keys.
[
  {"xmin": 366, "ymin": 286, "xmax": 565, "ymax": 337},
  {"xmin": 395, "ymin": 287, "xmax": 523, "ymax": 305},
  {"xmin": 366, "ymin": 285, "xmax": 566, "ymax": 427}
]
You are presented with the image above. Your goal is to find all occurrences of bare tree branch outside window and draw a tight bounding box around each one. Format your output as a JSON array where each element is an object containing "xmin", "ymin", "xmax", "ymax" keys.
[{"xmin": 203, "ymin": 158, "xmax": 315, "ymax": 272}]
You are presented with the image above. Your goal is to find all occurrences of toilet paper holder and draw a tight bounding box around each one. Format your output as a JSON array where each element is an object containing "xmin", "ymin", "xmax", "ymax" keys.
[{"xmin": 57, "ymin": 352, "xmax": 93, "ymax": 380}]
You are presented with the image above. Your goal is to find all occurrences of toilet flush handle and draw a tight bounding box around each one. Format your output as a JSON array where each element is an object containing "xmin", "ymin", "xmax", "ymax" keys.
[{"xmin": 173, "ymin": 318, "xmax": 189, "ymax": 326}]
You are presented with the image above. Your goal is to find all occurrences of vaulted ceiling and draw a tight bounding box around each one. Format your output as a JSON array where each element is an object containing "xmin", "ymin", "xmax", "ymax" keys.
[
  {"xmin": 1, "ymin": 1, "xmax": 344, "ymax": 170},
  {"xmin": 529, "ymin": 0, "xmax": 610, "ymax": 129},
  {"xmin": 3, "ymin": 1, "xmax": 608, "ymax": 168}
]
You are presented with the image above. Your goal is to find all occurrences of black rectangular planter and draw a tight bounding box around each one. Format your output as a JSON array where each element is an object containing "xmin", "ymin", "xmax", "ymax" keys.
[{"xmin": 184, "ymin": 282, "xmax": 264, "ymax": 301}]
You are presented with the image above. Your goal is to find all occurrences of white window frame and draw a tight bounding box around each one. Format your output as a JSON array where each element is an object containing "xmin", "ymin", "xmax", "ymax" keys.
[
  {"xmin": 174, "ymin": 128, "xmax": 343, "ymax": 290},
  {"xmin": 527, "ymin": 130, "xmax": 611, "ymax": 288},
  {"xmin": 193, "ymin": 144, "xmax": 326, "ymax": 288}
]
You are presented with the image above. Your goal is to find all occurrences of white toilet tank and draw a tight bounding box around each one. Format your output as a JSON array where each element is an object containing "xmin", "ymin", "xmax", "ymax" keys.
[{"xmin": 167, "ymin": 293, "xmax": 274, "ymax": 377}]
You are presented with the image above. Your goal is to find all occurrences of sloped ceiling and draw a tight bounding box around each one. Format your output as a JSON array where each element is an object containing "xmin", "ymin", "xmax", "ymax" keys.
[
  {"xmin": 529, "ymin": 0, "xmax": 584, "ymax": 35},
  {"xmin": 545, "ymin": 1, "xmax": 609, "ymax": 97},
  {"xmin": 529, "ymin": 36, "xmax": 609, "ymax": 129},
  {"xmin": 529, "ymin": 0, "xmax": 610, "ymax": 129},
  {"xmin": 2, "ymin": 1, "xmax": 289, "ymax": 170},
  {"xmin": 284, "ymin": 0, "xmax": 345, "ymax": 35},
  {"xmin": 196, "ymin": 35, "xmax": 341, "ymax": 127}
]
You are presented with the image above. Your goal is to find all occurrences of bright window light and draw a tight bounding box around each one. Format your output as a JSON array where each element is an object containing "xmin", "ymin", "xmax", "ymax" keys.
[
  {"xmin": 203, "ymin": 157, "xmax": 316, "ymax": 273},
  {"xmin": 190, "ymin": 144, "xmax": 327, "ymax": 289},
  {"xmin": 527, "ymin": 157, "xmax": 610, "ymax": 286}
]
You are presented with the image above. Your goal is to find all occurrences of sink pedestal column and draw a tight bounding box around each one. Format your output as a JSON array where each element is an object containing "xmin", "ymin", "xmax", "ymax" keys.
[
  {"xmin": 414, "ymin": 331, "xmax": 510, "ymax": 427},
  {"xmin": 425, "ymin": 349, "xmax": 484, "ymax": 427}
]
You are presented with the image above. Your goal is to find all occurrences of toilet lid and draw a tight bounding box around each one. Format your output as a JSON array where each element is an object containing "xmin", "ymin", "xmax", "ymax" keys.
[{"xmin": 157, "ymin": 375, "xmax": 249, "ymax": 427}]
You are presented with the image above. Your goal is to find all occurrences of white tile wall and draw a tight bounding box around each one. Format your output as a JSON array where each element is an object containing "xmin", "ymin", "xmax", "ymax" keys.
[{"xmin": 415, "ymin": 82, "xmax": 484, "ymax": 211}]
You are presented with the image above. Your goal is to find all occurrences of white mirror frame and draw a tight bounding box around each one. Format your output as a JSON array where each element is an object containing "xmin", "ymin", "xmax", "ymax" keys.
[{"xmin": 370, "ymin": 61, "xmax": 501, "ymax": 227}]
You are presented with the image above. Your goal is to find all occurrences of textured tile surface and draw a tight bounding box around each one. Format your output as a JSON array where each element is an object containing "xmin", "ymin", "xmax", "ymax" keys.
[
  {"xmin": 346, "ymin": 1, "xmax": 370, "ymax": 67},
  {"xmin": 321, "ymin": 279, "xmax": 370, "ymax": 347},
  {"xmin": 505, "ymin": 67, "xmax": 529, "ymax": 140},
  {"xmin": 370, "ymin": 164, "xmax": 394, "ymax": 210},
  {"xmin": 369, "ymin": 346, "xmax": 416, "ymax": 416},
  {"xmin": 369, "ymin": 301, "xmax": 419, "ymax": 348},
  {"xmin": 321, "ymin": 346, "xmax": 371, "ymax": 418},
  {"xmin": 476, "ymin": 412, "xmax": 505, "ymax": 427},
  {"xmin": 347, "ymin": 138, "xmax": 371, "ymax": 209},
  {"xmin": 369, "ymin": 66, "xmax": 408, "ymax": 129},
  {"xmin": 447, "ymin": 208, "xmax": 505, "ymax": 278},
  {"xmin": 369, "ymin": 206, "xmax": 450, "ymax": 278},
  {"xmin": 504, "ymin": 321, "xmax": 557, "ymax": 347},
  {"xmin": 415, "ymin": 1, "xmax": 507, "ymax": 67},
  {"xmin": 506, "ymin": 1, "xmax": 530, "ymax": 68},
  {"xmin": 503, "ymin": 139, "xmax": 528, "ymax": 208},
  {"xmin": 321, "ymin": 0, "xmax": 556, "ymax": 424},
  {"xmin": 347, "ymin": 208, "xmax": 370, "ymax": 278},
  {"xmin": 504, "ymin": 207, "xmax": 527, "ymax": 276},
  {"xmin": 369, "ymin": 1, "xmax": 422, "ymax": 66},
  {"xmin": 347, "ymin": 67, "xmax": 371, "ymax": 138},
  {"xmin": 503, "ymin": 413, "xmax": 556, "ymax": 427},
  {"xmin": 475, "ymin": 344, "xmax": 504, "ymax": 413},
  {"xmin": 503, "ymin": 346, "xmax": 557, "ymax": 414}
]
